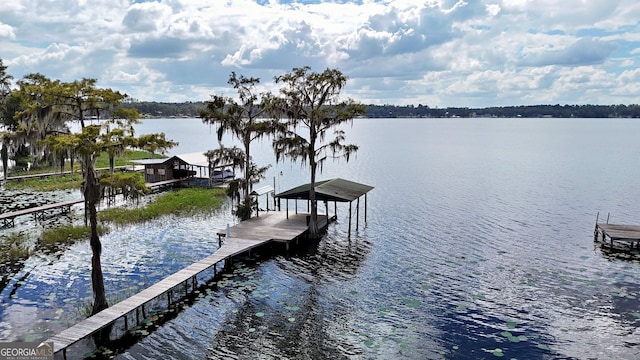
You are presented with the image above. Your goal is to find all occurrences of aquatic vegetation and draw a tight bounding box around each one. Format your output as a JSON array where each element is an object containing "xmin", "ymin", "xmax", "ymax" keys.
[
  {"xmin": 0, "ymin": 232, "xmax": 29, "ymax": 263},
  {"xmin": 99, "ymin": 188, "xmax": 225, "ymax": 224},
  {"xmin": 39, "ymin": 224, "xmax": 107, "ymax": 248}
]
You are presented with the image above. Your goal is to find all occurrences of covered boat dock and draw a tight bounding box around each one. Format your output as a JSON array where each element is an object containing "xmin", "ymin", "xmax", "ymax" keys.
[{"xmin": 275, "ymin": 178, "xmax": 374, "ymax": 236}]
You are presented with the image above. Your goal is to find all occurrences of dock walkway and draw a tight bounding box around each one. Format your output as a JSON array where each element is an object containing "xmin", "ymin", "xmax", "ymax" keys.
[
  {"xmin": 47, "ymin": 212, "xmax": 323, "ymax": 358},
  {"xmin": 0, "ymin": 199, "xmax": 84, "ymax": 228},
  {"xmin": 145, "ymin": 178, "xmax": 181, "ymax": 191}
]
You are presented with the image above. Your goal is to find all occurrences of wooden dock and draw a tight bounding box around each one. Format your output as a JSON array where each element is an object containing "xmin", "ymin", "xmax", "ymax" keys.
[
  {"xmin": 145, "ymin": 178, "xmax": 182, "ymax": 192},
  {"xmin": 593, "ymin": 212, "xmax": 640, "ymax": 249},
  {"xmin": 47, "ymin": 212, "xmax": 324, "ymax": 358},
  {"xmin": 594, "ymin": 223, "xmax": 640, "ymax": 248},
  {"xmin": 0, "ymin": 199, "xmax": 84, "ymax": 228}
]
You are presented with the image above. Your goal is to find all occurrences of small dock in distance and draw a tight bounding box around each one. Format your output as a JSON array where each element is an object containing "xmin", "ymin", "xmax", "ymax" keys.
[
  {"xmin": 0, "ymin": 199, "xmax": 84, "ymax": 228},
  {"xmin": 145, "ymin": 178, "xmax": 182, "ymax": 192},
  {"xmin": 594, "ymin": 213, "xmax": 640, "ymax": 249}
]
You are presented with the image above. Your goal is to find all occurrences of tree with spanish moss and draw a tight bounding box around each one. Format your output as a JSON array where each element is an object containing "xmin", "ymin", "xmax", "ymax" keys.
[
  {"xmin": 0, "ymin": 58, "xmax": 13, "ymax": 184},
  {"xmin": 200, "ymin": 72, "xmax": 272, "ymax": 220},
  {"xmin": 268, "ymin": 67, "xmax": 365, "ymax": 238}
]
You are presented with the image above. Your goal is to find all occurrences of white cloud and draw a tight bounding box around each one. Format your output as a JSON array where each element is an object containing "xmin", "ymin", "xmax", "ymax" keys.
[
  {"xmin": 0, "ymin": 22, "xmax": 15, "ymax": 39},
  {"xmin": 0, "ymin": 0, "xmax": 637, "ymax": 107}
]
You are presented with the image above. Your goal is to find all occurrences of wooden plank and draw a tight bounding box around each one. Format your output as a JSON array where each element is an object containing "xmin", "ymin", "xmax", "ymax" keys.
[
  {"xmin": 146, "ymin": 179, "xmax": 181, "ymax": 189},
  {"xmin": 597, "ymin": 223, "xmax": 640, "ymax": 242}
]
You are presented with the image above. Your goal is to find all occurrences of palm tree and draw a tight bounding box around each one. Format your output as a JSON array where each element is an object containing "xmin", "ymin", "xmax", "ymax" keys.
[
  {"xmin": 200, "ymin": 72, "xmax": 273, "ymax": 220},
  {"xmin": 270, "ymin": 67, "xmax": 365, "ymax": 238}
]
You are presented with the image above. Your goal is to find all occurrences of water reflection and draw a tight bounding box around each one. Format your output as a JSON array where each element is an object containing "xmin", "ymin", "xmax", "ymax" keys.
[{"xmin": 118, "ymin": 227, "xmax": 373, "ymax": 360}]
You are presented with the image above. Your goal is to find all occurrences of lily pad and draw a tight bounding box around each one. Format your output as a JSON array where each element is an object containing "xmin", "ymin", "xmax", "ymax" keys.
[
  {"xmin": 490, "ymin": 348, "xmax": 504, "ymax": 357},
  {"xmin": 512, "ymin": 335, "xmax": 527, "ymax": 342},
  {"xmin": 287, "ymin": 317, "xmax": 295, "ymax": 322},
  {"xmin": 402, "ymin": 298, "xmax": 421, "ymax": 308},
  {"xmin": 255, "ymin": 312, "xmax": 265, "ymax": 318},
  {"xmin": 363, "ymin": 339, "xmax": 374, "ymax": 347}
]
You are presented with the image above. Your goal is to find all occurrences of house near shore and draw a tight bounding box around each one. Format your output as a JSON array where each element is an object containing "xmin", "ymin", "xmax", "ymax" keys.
[{"xmin": 132, "ymin": 152, "xmax": 234, "ymax": 186}]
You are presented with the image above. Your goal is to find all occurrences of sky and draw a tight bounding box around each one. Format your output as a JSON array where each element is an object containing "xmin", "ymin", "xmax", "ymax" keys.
[{"xmin": 1, "ymin": 0, "xmax": 639, "ymax": 107}]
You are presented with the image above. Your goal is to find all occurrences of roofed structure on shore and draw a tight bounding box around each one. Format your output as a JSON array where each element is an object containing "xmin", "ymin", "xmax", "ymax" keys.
[{"xmin": 132, "ymin": 152, "xmax": 233, "ymax": 184}]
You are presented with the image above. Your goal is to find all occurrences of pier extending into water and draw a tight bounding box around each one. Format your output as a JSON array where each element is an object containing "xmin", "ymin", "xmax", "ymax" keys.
[
  {"xmin": 594, "ymin": 213, "xmax": 640, "ymax": 249},
  {"xmin": 47, "ymin": 211, "xmax": 330, "ymax": 359},
  {"xmin": 0, "ymin": 199, "xmax": 84, "ymax": 228}
]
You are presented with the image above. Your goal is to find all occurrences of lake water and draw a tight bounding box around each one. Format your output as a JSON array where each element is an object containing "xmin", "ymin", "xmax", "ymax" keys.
[{"xmin": 2, "ymin": 117, "xmax": 640, "ymax": 359}]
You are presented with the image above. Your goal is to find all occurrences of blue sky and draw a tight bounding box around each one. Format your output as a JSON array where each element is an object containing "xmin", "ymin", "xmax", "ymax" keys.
[{"xmin": 1, "ymin": 0, "xmax": 639, "ymax": 107}]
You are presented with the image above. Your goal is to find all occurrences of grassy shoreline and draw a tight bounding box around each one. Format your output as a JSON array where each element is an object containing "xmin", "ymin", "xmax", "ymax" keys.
[
  {"xmin": 5, "ymin": 150, "xmax": 162, "ymax": 191},
  {"xmin": 99, "ymin": 188, "xmax": 226, "ymax": 225},
  {"xmin": 1, "ymin": 188, "xmax": 227, "ymax": 263}
]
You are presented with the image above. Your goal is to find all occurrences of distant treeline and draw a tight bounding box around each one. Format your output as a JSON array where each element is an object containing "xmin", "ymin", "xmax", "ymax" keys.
[
  {"xmin": 122, "ymin": 101, "xmax": 640, "ymax": 119},
  {"xmin": 121, "ymin": 101, "xmax": 206, "ymax": 118},
  {"xmin": 366, "ymin": 104, "xmax": 640, "ymax": 118}
]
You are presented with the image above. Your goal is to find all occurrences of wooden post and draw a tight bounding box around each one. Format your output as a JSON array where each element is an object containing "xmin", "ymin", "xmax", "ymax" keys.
[
  {"xmin": 273, "ymin": 177, "xmax": 277, "ymax": 209},
  {"xmin": 334, "ymin": 201, "xmax": 337, "ymax": 218},
  {"xmin": 286, "ymin": 199, "xmax": 289, "ymax": 219},
  {"xmin": 348, "ymin": 201, "xmax": 352, "ymax": 237},
  {"xmin": 356, "ymin": 197, "xmax": 360, "ymax": 231},
  {"xmin": 365, "ymin": 193, "xmax": 368, "ymax": 224},
  {"xmin": 295, "ymin": 199, "xmax": 298, "ymax": 214},
  {"xmin": 256, "ymin": 195, "xmax": 259, "ymax": 217}
]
